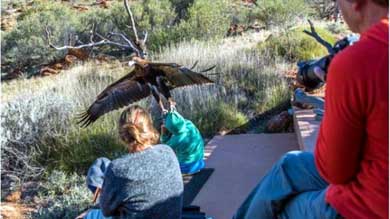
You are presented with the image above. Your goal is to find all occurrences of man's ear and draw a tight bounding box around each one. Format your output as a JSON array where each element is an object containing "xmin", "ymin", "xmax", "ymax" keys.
[{"xmin": 352, "ymin": 0, "xmax": 367, "ymax": 11}]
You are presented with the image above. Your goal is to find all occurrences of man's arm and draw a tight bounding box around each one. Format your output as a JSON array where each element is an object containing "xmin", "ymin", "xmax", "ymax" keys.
[{"xmin": 314, "ymin": 52, "xmax": 366, "ymax": 184}]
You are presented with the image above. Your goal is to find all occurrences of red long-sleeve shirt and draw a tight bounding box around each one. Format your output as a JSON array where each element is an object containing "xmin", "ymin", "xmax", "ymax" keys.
[{"xmin": 315, "ymin": 18, "xmax": 389, "ymax": 219}]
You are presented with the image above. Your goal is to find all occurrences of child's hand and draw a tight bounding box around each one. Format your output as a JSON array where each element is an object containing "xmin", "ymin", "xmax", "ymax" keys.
[
  {"xmin": 75, "ymin": 210, "xmax": 89, "ymax": 219},
  {"xmin": 92, "ymin": 187, "xmax": 101, "ymax": 204},
  {"xmin": 161, "ymin": 124, "xmax": 167, "ymax": 134}
]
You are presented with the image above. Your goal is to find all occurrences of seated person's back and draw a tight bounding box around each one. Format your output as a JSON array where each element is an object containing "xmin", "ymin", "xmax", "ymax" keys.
[{"xmin": 99, "ymin": 105, "xmax": 183, "ymax": 219}]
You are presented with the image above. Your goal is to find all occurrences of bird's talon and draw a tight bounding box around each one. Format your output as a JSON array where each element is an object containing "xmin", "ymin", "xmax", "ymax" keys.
[
  {"xmin": 162, "ymin": 108, "xmax": 168, "ymax": 115},
  {"xmin": 168, "ymin": 100, "xmax": 177, "ymax": 111}
]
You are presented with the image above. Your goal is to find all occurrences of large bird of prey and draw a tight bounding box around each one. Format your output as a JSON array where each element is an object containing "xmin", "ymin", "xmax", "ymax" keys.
[{"xmin": 77, "ymin": 56, "xmax": 215, "ymax": 127}]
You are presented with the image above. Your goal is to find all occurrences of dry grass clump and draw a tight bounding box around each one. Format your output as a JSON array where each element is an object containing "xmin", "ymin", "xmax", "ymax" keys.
[{"xmin": 153, "ymin": 38, "xmax": 290, "ymax": 122}]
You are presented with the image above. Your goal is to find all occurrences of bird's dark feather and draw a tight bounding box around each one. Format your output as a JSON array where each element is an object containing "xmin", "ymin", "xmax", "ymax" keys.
[
  {"xmin": 96, "ymin": 64, "xmax": 142, "ymax": 99},
  {"xmin": 150, "ymin": 64, "xmax": 214, "ymax": 88},
  {"xmin": 77, "ymin": 80, "xmax": 151, "ymax": 127}
]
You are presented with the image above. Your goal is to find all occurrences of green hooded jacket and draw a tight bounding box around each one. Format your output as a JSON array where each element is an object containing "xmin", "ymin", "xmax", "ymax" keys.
[{"xmin": 160, "ymin": 110, "xmax": 204, "ymax": 164}]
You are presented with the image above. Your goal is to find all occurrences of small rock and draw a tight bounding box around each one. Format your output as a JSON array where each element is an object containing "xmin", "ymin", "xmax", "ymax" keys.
[{"xmin": 265, "ymin": 111, "xmax": 293, "ymax": 133}]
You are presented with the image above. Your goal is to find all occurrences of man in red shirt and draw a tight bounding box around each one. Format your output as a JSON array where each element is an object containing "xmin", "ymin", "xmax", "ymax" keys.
[
  {"xmin": 234, "ymin": 0, "xmax": 388, "ymax": 218},
  {"xmin": 315, "ymin": 0, "xmax": 388, "ymax": 218}
]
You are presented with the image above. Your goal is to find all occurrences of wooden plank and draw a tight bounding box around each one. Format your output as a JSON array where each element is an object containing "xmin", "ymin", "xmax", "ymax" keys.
[{"xmin": 292, "ymin": 108, "xmax": 321, "ymax": 152}]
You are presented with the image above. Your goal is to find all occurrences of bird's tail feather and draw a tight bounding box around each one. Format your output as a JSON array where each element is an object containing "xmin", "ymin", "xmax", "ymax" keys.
[
  {"xmin": 190, "ymin": 60, "xmax": 199, "ymax": 70},
  {"xmin": 200, "ymin": 65, "xmax": 216, "ymax": 73}
]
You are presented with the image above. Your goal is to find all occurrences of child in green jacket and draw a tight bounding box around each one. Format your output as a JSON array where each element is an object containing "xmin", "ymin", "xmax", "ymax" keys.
[{"xmin": 160, "ymin": 109, "xmax": 205, "ymax": 174}]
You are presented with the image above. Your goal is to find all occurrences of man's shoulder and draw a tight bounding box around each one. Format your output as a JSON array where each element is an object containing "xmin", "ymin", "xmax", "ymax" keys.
[{"xmin": 330, "ymin": 37, "xmax": 386, "ymax": 77}]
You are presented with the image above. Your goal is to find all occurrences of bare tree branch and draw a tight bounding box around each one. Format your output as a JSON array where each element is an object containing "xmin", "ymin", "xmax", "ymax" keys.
[
  {"xmin": 303, "ymin": 20, "xmax": 334, "ymax": 54},
  {"xmin": 45, "ymin": 26, "xmax": 132, "ymax": 51},
  {"xmin": 44, "ymin": 1, "xmax": 148, "ymax": 58},
  {"xmin": 143, "ymin": 31, "xmax": 148, "ymax": 43},
  {"xmin": 124, "ymin": 0, "xmax": 139, "ymax": 43},
  {"xmin": 94, "ymin": 32, "xmax": 131, "ymax": 48},
  {"xmin": 108, "ymin": 32, "xmax": 140, "ymax": 54}
]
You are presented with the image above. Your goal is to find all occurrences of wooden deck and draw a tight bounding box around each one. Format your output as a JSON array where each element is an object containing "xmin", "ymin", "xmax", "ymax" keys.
[
  {"xmin": 292, "ymin": 108, "xmax": 321, "ymax": 152},
  {"xmin": 183, "ymin": 104, "xmax": 322, "ymax": 218},
  {"xmin": 186, "ymin": 134, "xmax": 299, "ymax": 219}
]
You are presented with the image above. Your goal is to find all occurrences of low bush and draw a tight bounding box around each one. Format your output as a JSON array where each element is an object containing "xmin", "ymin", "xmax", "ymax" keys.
[
  {"xmin": 307, "ymin": 0, "xmax": 338, "ymax": 20},
  {"xmin": 108, "ymin": 0, "xmax": 177, "ymax": 51},
  {"xmin": 1, "ymin": 92, "xmax": 74, "ymax": 180},
  {"xmin": 33, "ymin": 171, "xmax": 90, "ymax": 219},
  {"xmin": 49, "ymin": 114, "xmax": 126, "ymax": 173},
  {"xmin": 169, "ymin": 0, "xmax": 195, "ymax": 21},
  {"xmin": 1, "ymin": 63, "xmax": 128, "ymax": 180},
  {"xmin": 176, "ymin": 0, "xmax": 231, "ymax": 41},
  {"xmin": 325, "ymin": 22, "xmax": 350, "ymax": 35},
  {"xmin": 1, "ymin": 1, "xmax": 81, "ymax": 76},
  {"xmin": 241, "ymin": 0, "xmax": 312, "ymax": 28},
  {"xmin": 1, "ymin": 0, "xmax": 178, "ymax": 76},
  {"xmin": 190, "ymin": 101, "xmax": 248, "ymax": 136},
  {"xmin": 257, "ymin": 26, "xmax": 336, "ymax": 62}
]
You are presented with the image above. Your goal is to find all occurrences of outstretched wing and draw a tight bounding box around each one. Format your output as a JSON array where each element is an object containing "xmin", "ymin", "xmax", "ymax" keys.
[
  {"xmin": 150, "ymin": 63, "xmax": 214, "ymax": 88},
  {"xmin": 77, "ymin": 66, "xmax": 150, "ymax": 127}
]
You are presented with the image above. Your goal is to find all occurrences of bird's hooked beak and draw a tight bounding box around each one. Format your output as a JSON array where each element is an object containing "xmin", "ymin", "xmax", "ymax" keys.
[{"xmin": 128, "ymin": 60, "xmax": 136, "ymax": 67}]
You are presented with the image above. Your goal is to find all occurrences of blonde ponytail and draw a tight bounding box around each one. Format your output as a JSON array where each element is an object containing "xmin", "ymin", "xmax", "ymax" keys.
[{"xmin": 119, "ymin": 106, "xmax": 160, "ymax": 152}]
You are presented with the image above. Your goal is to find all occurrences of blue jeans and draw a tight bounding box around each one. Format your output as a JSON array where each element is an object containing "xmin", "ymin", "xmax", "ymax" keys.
[
  {"xmin": 180, "ymin": 159, "xmax": 205, "ymax": 174},
  {"xmin": 233, "ymin": 151, "xmax": 341, "ymax": 219}
]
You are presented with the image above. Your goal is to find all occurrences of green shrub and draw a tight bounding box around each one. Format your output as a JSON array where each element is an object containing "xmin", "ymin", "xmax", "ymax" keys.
[
  {"xmin": 1, "ymin": 0, "xmax": 25, "ymax": 11},
  {"xmin": 307, "ymin": 0, "xmax": 337, "ymax": 20},
  {"xmin": 47, "ymin": 114, "xmax": 126, "ymax": 173},
  {"xmin": 1, "ymin": 63, "xmax": 129, "ymax": 180},
  {"xmin": 325, "ymin": 22, "xmax": 350, "ymax": 35},
  {"xmin": 253, "ymin": 72, "xmax": 291, "ymax": 113},
  {"xmin": 175, "ymin": 0, "xmax": 231, "ymax": 41},
  {"xmin": 1, "ymin": 92, "xmax": 75, "ymax": 180},
  {"xmin": 190, "ymin": 101, "xmax": 248, "ymax": 137},
  {"xmin": 1, "ymin": 1, "xmax": 81, "ymax": 76},
  {"xmin": 1, "ymin": 0, "xmax": 178, "ymax": 76},
  {"xmin": 169, "ymin": 0, "xmax": 194, "ymax": 20},
  {"xmin": 109, "ymin": 0, "xmax": 177, "ymax": 52},
  {"xmin": 33, "ymin": 171, "xmax": 91, "ymax": 219},
  {"xmin": 247, "ymin": 0, "xmax": 312, "ymax": 27},
  {"xmin": 257, "ymin": 26, "xmax": 336, "ymax": 62}
]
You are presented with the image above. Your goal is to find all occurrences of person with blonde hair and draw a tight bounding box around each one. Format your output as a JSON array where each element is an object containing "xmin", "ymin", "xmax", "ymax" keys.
[{"xmin": 78, "ymin": 105, "xmax": 183, "ymax": 219}]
